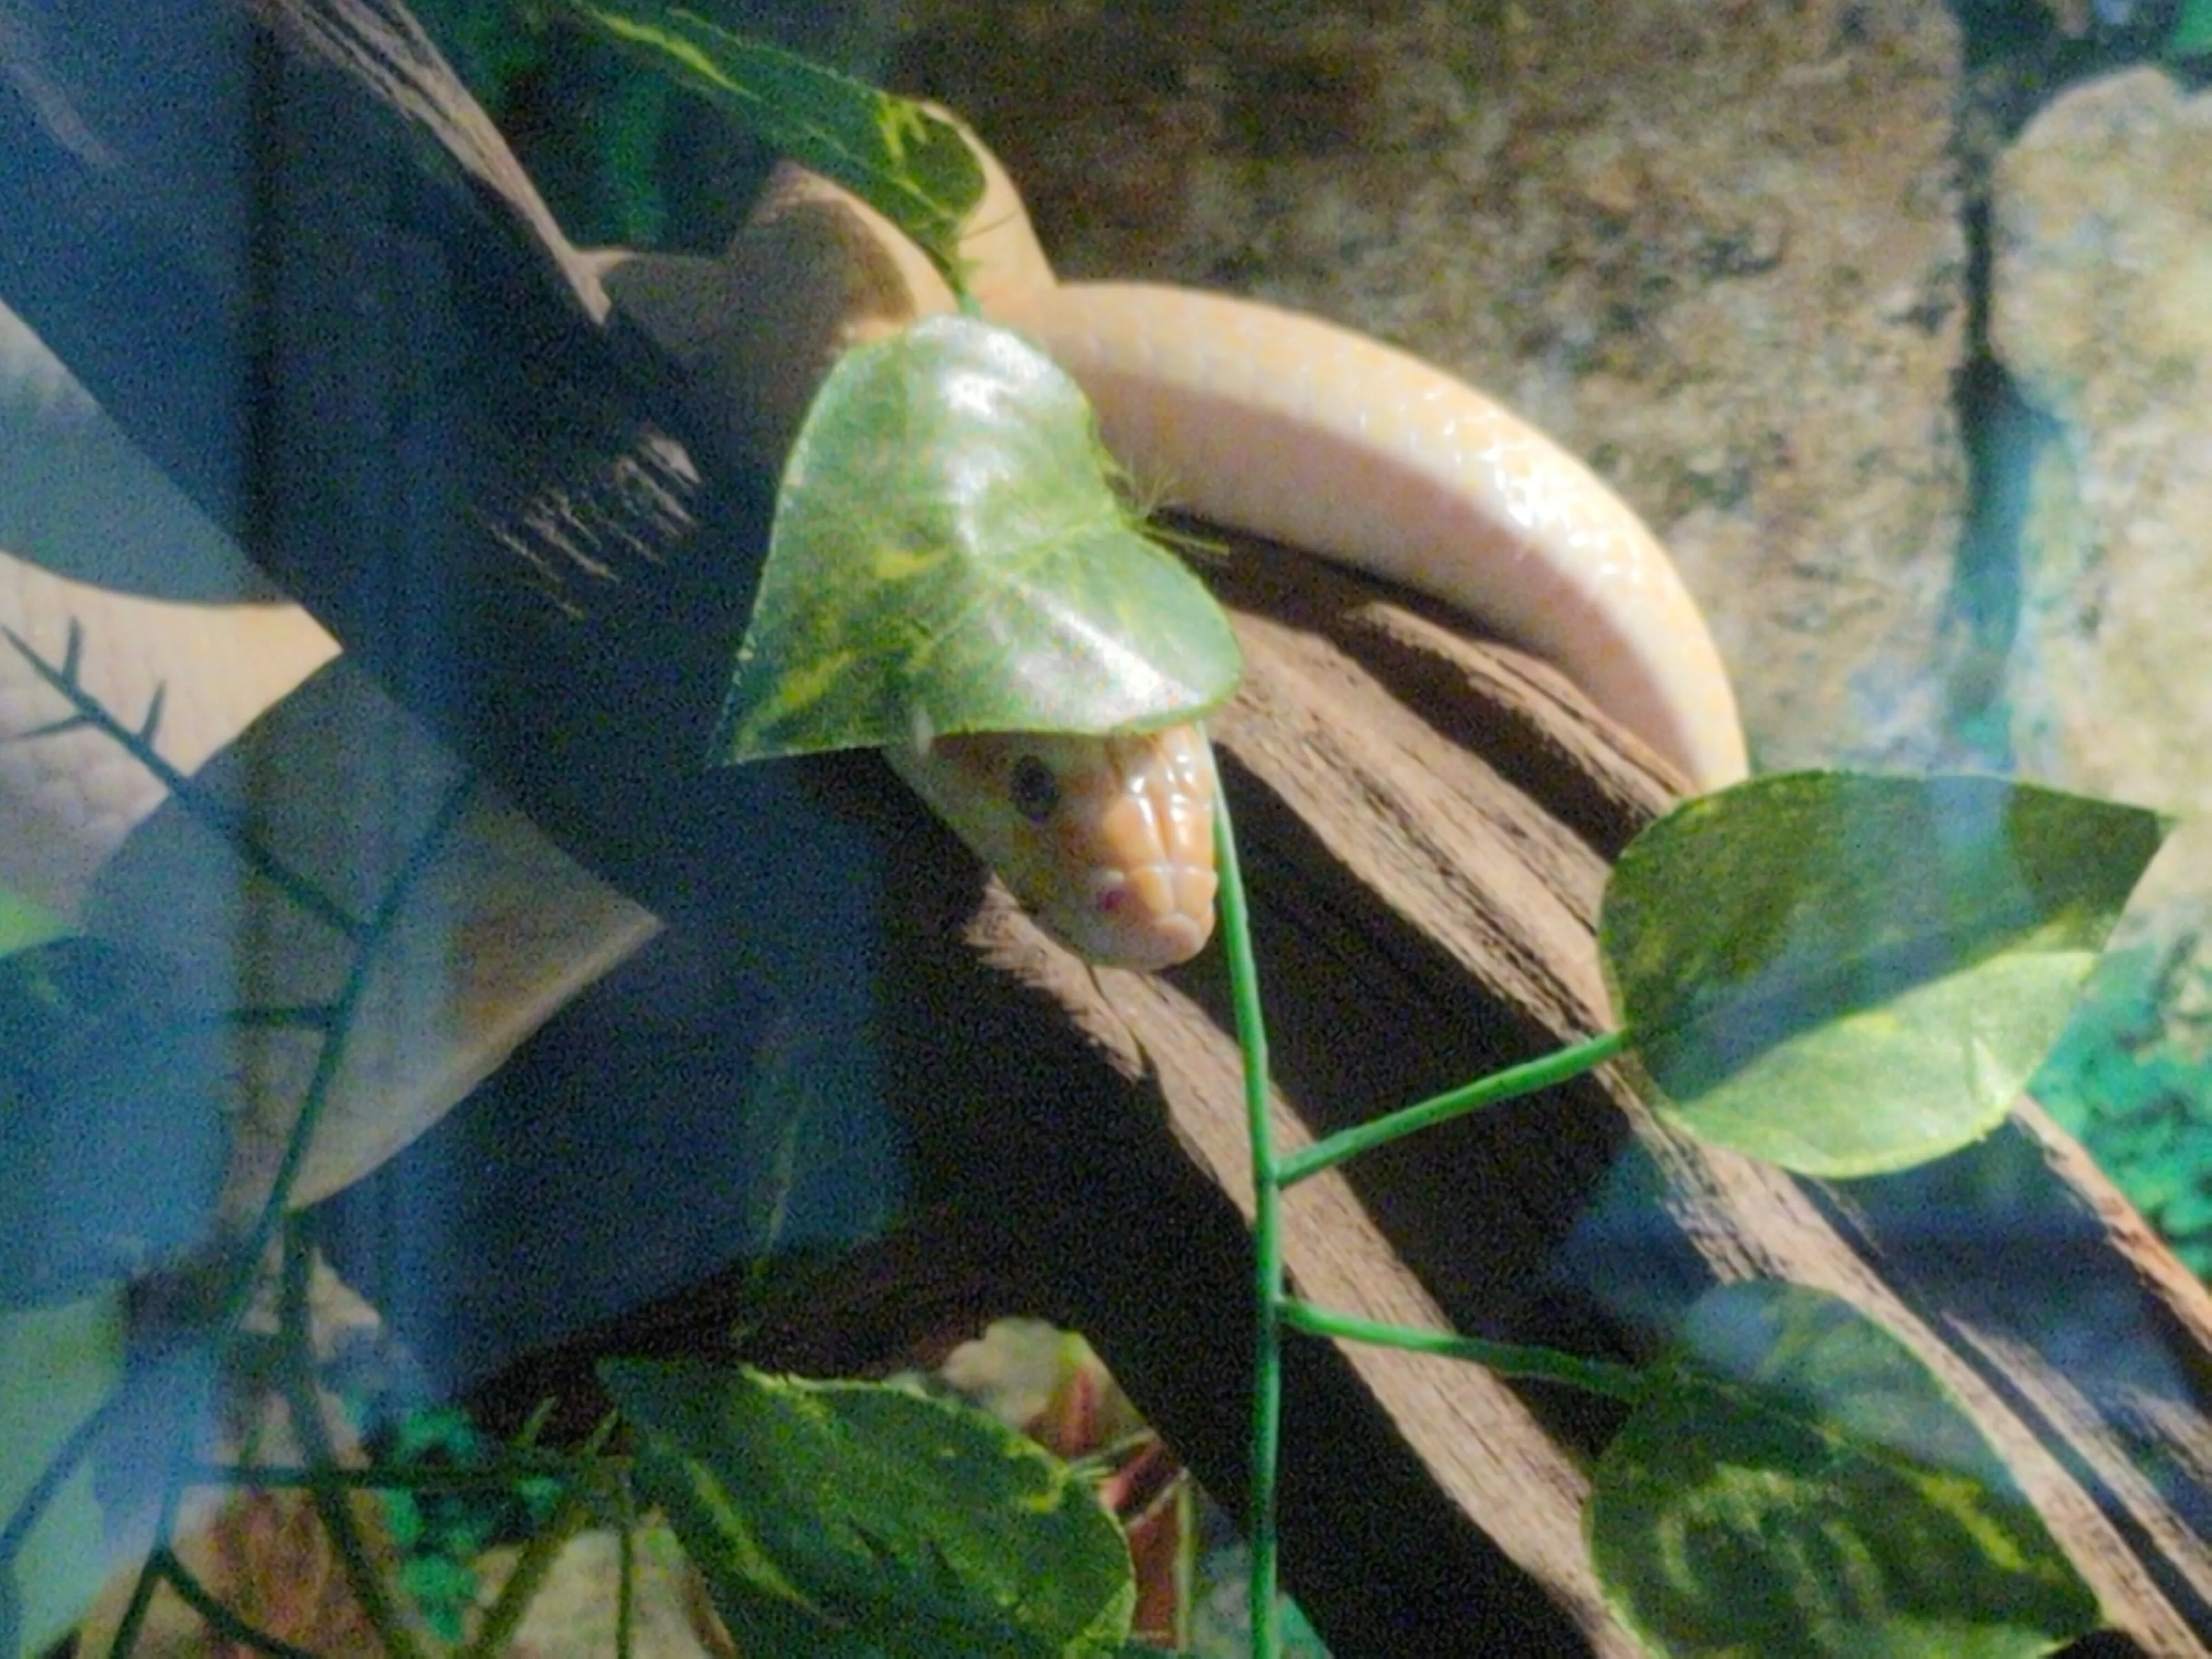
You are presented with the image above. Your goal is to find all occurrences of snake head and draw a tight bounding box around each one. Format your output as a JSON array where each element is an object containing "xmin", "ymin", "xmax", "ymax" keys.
[{"xmin": 885, "ymin": 725, "xmax": 1218, "ymax": 969}]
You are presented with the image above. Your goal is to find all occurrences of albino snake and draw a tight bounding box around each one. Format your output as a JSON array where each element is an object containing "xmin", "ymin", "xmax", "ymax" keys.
[
  {"xmin": 0, "ymin": 108, "xmax": 1745, "ymax": 1203},
  {"xmin": 695, "ymin": 128, "xmax": 1747, "ymax": 969}
]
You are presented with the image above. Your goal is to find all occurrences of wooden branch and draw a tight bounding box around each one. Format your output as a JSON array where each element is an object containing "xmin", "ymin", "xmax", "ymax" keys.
[
  {"xmin": 814, "ymin": 537, "xmax": 2212, "ymax": 1653},
  {"xmin": 9, "ymin": 4, "xmax": 2212, "ymax": 1653}
]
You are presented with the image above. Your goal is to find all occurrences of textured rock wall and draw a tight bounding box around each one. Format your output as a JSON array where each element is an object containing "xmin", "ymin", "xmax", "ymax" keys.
[{"xmin": 1994, "ymin": 67, "xmax": 2212, "ymax": 918}]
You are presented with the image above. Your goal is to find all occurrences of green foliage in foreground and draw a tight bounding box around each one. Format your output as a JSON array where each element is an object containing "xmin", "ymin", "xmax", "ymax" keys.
[
  {"xmin": 590, "ymin": 772, "xmax": 2134, "ymax": 1659},
  {"xmin": 1603, "ymin": 774, "xmax": 2166, "ymax": 1176},
  {"xmin": 1589, "ymin": 1283, "xmax": 2100, "ymax": 1658},
  {"xmin": 551, "ymin": 0, "xmax": 981, "ymax": 274},
  {"xmin": 603, "ymin": 1361, "xmax": 1148, "ymax": 1657}
]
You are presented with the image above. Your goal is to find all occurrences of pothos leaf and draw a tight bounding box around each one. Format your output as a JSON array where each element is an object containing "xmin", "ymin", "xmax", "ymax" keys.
[
  {"xmin": 550, "ymin": 0, "xmax": 981, "ymax": 280},
  {"xmin": 1589, "ymin": 1282, "xmax": 2100, "ymax": 1657},
  {"xmin": 715, "ymin": 314, "xmax": 1242, "ymax": 763},
  {"xmin": 1601, "ymin": 772, "xmax": 2169, "ymax": 1176},
  {"xmin": 601, "ymin": 1361, "xmax": 1138, "ymax": 1656}
]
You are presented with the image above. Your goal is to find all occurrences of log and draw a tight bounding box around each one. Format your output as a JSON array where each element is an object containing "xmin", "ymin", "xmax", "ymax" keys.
[{"xmin": 5, "ymin": 2, "xmax": 2211, "ymax": 1651}]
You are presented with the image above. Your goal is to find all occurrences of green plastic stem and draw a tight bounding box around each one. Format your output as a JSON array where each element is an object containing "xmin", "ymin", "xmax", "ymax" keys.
[
  {"xmin": 1280, "ymin": 1302, "xmax": 1649, "ymax": 1404},
  {"xmin": 1278, "ymin": 1029, "xmax": 1629, "ymax": 1184},
  {"xmin": 1211, "ymin": 780, "xmax": 1283, "ymax": 1659}
]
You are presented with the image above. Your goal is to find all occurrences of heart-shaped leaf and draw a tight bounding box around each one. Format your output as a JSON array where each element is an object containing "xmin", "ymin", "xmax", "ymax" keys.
[
  {"xmin": 1590, "ymin": 1281, "xmax": 2101, "ymax": 1657},
  {"xmin": 716, "ymin": 314, "xmax": 1240, "ymax": 763},
  {"xmin": 603, "ymin": 1360, "xmax": 1137, "ymax": 1656},
  {"xmin": 1602, "ymin": 773, "xmax": 2168, "ymax": 1175}
]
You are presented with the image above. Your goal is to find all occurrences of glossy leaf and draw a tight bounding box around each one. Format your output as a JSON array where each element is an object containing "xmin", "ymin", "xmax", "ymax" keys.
[
  {"xmin": 552, "ymin": 1, "xmax": 981, "ymax": 278},
  {"xmin": 602, "ymin": 1360, "xmax": 1137, "ymax": 1657},
  {"xmin": 1601, "ymin": 773, "xmax": 2168, "ymax": 1175},
  {"xmin": 716, "ymin": 314, "xmax": 1240, "ymax": 761},
  {"xmin": 1590, "ymin": 1281, "xmax": 2101, "ymax": 1657}
]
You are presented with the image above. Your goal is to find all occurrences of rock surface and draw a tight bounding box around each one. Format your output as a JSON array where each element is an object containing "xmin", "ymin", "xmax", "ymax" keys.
[{"xmin": 1993, "ymin": 66, "xmax": 2212, "ymax": 918}]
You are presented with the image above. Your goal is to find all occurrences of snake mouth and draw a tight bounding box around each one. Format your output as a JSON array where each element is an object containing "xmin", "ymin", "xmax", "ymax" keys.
[{"xmin": 1039, "ymin": 862, "xmax": 1217, "ymax": 971}]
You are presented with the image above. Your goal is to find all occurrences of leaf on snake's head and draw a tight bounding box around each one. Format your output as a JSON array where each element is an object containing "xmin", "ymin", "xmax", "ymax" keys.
[{"xmin": 714, "ymin": 314, "xmax": 1243, "ymax": 764}]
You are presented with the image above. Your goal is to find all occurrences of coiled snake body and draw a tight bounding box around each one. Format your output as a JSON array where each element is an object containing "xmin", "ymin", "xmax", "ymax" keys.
[
  {"xmin": 0, "ymin": 116, "xmax": 1745, "ymax": 1201},
  {"xmin": 724, "ymin": 133, "xmax": 1749, "ymax": 968}
]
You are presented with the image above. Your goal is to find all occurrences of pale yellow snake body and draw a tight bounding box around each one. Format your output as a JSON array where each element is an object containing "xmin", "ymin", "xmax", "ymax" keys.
[
  {"xmin": 0, "ymin": 111, "xmax": 1746, "ymax": 1199},
  {"xmin": 872, "ymin": 142, "xmax": 1747, "ymax": 969}
]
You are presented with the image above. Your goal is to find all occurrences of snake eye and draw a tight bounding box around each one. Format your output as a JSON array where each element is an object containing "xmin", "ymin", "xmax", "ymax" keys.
[{"xmin": 1008, "ymin": 753, "xmax": 1061, "ymax": 825}]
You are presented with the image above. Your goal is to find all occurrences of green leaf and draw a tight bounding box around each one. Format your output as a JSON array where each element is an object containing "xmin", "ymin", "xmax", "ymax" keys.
[
  {"xmin": 1601, "ymin": 773, "xmax": 2168, "ymax": 1176},
  {"xmin": 1589, "ymin": 1282, "xmax": 2101, "ymax": 1658},
  {"xmin": 551, "ymin": 1, "xmax": 982, "ymax": 279},
  {"xmin": 2169, "ymin": 0, "xmax": 2212, "ymax": 57},
  {"xmin": 715, "ymin": 314, "xmax": 1240, "ymax": 761},
  {"xmin": 601, "ymin": 1361, "xmax": 1136, "ymax": 1657}
]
